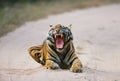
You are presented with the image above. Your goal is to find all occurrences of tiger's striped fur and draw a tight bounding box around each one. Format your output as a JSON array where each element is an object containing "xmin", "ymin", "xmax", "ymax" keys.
[{"xmin": 28, "ymin": 24, "xmax": 82, "ymax": 72}]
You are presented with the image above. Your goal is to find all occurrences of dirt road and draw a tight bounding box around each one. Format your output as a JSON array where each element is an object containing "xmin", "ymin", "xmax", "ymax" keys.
[{"xmin": 0, "ymin": 4, "xmax": 120, "ymax": 81}]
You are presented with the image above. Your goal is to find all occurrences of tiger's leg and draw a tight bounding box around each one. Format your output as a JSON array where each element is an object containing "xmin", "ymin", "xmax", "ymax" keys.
[
  {"xmin": 70, "ymin": 58, "xmax": 82, "ymax": 73},
  {"xmin": 45, "ymin": 60, "xmax": 60, "ymax": 69},
  {"xmin": 28, "ymin": 45, "xmax": 44, "ymax": 65}
]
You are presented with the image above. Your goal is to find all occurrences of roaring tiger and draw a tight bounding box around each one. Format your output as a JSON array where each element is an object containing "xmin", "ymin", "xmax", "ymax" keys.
[{"xmin": 28, "ymin": 24, "xmax": 82, "ymax": 73}]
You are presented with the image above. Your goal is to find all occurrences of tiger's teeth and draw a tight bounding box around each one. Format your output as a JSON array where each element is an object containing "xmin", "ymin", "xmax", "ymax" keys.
[
  {"xmin": 55, "ymin": 35, "xmax": 57, "ymax": 39},
  {"xmin": 61, "ymin": 34, "xmax": 63, "ymax": 38},
  {"xmin": 61, "ymin": 34, "xmax": 62, "ymax": 38}
]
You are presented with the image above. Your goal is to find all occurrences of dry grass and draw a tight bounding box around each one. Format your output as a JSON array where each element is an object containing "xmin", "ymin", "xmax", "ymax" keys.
[{"xmin": 0, "ymin": 0, "xmax": 120, "ymax": 37}]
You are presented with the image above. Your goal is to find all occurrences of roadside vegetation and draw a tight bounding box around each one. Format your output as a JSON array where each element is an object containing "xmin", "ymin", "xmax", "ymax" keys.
[{"xmin": 0, "ymin": 0, "xmax": 120, "ymax": 37}]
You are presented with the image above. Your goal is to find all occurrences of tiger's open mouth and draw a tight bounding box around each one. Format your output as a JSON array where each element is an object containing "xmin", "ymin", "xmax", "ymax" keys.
[{"xmin": 54, "ymin": 34, "xmax": 64, "ymax": 49}]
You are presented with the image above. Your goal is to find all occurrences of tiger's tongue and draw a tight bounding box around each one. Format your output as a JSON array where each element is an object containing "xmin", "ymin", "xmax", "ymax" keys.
[{"xmin": 56, "ymin": 38, "xmax": 64, "ymax": 49}]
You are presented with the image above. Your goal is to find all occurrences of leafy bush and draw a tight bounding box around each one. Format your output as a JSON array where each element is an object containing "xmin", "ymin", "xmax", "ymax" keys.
[{"xmin": 0, "ymin": 0, "xmax": 120, "ymax": 37}]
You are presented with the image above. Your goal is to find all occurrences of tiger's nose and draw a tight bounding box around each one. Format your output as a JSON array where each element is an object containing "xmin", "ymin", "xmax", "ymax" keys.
[{"xmin": 56, "ymin": 29, "xmax": 60, "ymax": 33}]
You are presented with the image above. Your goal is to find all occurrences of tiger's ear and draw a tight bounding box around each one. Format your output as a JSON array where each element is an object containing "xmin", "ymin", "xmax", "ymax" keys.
[
  {"xmin": 67, "ymin": 24, "xmax": 72, "ymax": 30},
  {"xmin": 49, "ymin": 25, "xmax": 53, "ymax": 28},
  {"xmin": 49, "ymin": 25, "xmax": 54, "ymax": 29}
]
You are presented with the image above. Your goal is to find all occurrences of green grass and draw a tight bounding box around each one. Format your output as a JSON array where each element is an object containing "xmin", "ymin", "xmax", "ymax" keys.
[{"xmin": 0, "ymin": 0, "xmax": 120, "ymax": 37}]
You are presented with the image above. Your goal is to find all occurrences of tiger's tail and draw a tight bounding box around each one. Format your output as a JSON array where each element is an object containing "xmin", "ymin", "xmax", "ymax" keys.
[{"xmin": 28, "ymin": 45, "xmax": 45, "ymax": 65}]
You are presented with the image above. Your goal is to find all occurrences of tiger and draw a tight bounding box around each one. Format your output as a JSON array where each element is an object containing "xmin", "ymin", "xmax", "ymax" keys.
[{"xmin": 28, "ymin": 24, "xmax": 82, "ymax": 73}]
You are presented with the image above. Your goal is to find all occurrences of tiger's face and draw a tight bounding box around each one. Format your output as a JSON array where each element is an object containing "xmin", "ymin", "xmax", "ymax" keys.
[{"xmin": 47, "ymin": 24, "xmax": 73, "ymax": 50}]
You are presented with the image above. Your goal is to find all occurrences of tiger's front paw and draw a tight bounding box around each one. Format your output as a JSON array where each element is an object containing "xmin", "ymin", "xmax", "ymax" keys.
[
  {"xmin": 70, "ymin": 66, "xmax": 82, "ymax": 73},
  {"xmin": 45, "ymin": 60, "xmax": 60, "ymax": 69},
  {"xmin": 70, "ymin": 59, "xmax": 82, "ymax": 73}
]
